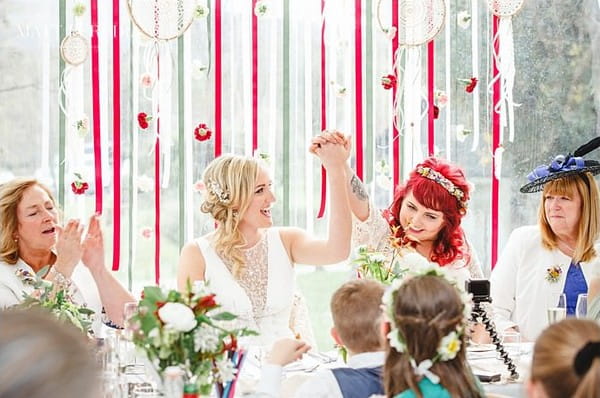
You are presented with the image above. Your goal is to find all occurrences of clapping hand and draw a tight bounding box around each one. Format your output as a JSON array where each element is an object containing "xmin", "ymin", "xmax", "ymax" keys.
[
  {"xmin": 82, "ymin": 213, "xmax": 106, "ymax": 274},
  {"xmin": 54, "ymin": 219, "xmax": 84, "ymax": 277}
]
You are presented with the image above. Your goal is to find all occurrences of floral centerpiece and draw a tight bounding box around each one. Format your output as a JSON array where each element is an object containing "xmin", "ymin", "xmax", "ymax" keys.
[
  {"xmin": 353, "ymin": 244, "xmax": 431, "ymax": 285},
  {"xmin": 127, "ymin": 281, "xmax": 257, "ymax": 396},
  {"xmin": 15, "ymin": 267, "xmax": 95, "ymax": 336}
]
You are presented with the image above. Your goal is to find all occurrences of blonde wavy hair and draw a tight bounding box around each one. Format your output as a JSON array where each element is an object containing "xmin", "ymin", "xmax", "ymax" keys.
[
  {"xmin": 538, "ymin": 172, "xmax": 600, "ymax": 263},
  {"xmin": 0, "ymin": 178, "xmax": 56, "ymax": 265},
  {"xmin": 201, "ymin": 155, "xmax": 261, "ymax": 278}
]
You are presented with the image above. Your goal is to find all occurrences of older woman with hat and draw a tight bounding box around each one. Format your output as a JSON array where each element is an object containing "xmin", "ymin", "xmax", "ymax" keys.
[
  {"xmin": 0, "ymin": 178, "xmax": 134, "ymax": 331},
  {"xmin": 491, "ymin": 137, "xmax": 600, "ymax": 341}
]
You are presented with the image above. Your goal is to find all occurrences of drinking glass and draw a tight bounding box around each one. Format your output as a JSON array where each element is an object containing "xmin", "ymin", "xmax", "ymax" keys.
[
  {"xmin": 501, "ymin": 331, "xmax": 521, "ymax": 360},
  {"xmin": 576, "ymin": 293, "xmax": 588, "ymax": 319},
  {"xmin": 547, "ymin": 293, "xmax": 567, "ymax": 324},
  {"xmin": 123, "ymin": 302, "xmax": 139, "ymax": 340}
]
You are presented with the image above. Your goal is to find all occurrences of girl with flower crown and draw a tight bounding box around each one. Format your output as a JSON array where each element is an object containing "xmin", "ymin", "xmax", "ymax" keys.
[
  {"xmin": 382, "ymin": 271, "xmax": 483, "ymax": 398},
  {"xmin": 310, "ymin": 133, "xmax": 483, "ymax": 286}
]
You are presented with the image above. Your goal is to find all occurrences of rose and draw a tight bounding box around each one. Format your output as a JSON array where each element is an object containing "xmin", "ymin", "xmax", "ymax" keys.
[
  {"xmin": 458, "ymin": 77, "xmax": 478, "ymax": 93},
  {"xmin": 381, "ymin": 74, "xmax": 397, "ymax": 90},
  {"xmin": 158, "ymin": 302, "xmax": 198, "ymax": 332},
  {"xmin": 137, "ymin": 112, "xmax": 152, "ymax": 129},
  {"xmin": 71, "ymin": 173, "xmax": 89, "ymax": 195},
  {"xmin": 194, "ymin": 123, "xmax": 212, "ymax": 142}
]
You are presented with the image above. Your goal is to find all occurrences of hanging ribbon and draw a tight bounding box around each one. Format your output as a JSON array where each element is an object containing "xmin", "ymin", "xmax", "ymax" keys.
[
  {"xmin": 215, "ymin": 0, "xmax": 222, "ymax": 157},
  {"xmin": 354, "ymin": 0, "xmax": 364, "ymax": 180},
  {"xmin": 491, "ymin": 15, "xmax": 501, "ymax": 269},
  {"xmin": 153, "ymin": 4, "xmax": 161, "ymax": 285},
  {"xmin": 127, "ymin": 21, "xmax": 138, "ymax": 291},
  {"xmin": 470, "ymin": 0, "xmax": 480, "ymax": 152},
  {"xmin": 427, "ymin": 41, "xmax": 434, "ymax": 157},
  {"xmin": 391, "ymin": 0, "xmax": 400, "ymax": 188},
  {"xmin": 365, "ymin": 0, "xmax": 374, "ymax": 185},
  {"xmin": 251, "ymin": 0, "xmax": 258, "ymax": 153},
  {"xmin": 283, "ymin": 0, "xmax": 291, "ymax": 225},
  {"xmin": 317, "ymin": 0, "xmax": 327, "ymax": 219},
  {"xmin": 58, "ymin": 0, "xmax": 66, "ymax": 208},
  {"xmin": 91, "ymin": 0, "xmax": 103, "ymax": 214},
  {"xmin": 112, "ymin": 0, "xmax": 122, "ymax": 271}
]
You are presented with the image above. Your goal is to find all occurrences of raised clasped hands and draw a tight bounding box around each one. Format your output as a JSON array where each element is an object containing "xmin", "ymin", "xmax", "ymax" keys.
[{"xmin": 309, "ymin": 130, "xmax": 351, "ymax": 170}]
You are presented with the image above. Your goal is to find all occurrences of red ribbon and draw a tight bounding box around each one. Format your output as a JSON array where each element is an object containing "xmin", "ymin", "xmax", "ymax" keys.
[
  {"xmin": 491, "ymin": 15, "xmax": 501, "ymax": 269},
  {"xmin": 91, "ymin": 0, "xmax": 103, "ymax": 214},
  {"xmin": 252, "ymin": 0, "xmax": 258, "ymax": 153},
  {"xmin": 354, "ymin": 0, "xmax": 363, "ymax": 180},
  {"xmin": 392, "ymin": 0, "xmax": 400, "ymax": 188},
  {"xmin": 215, "ymin": 0, "xmax": 222, "ymax": 157},
  {"xmin": 111, "ymin": 0, "xmax": 121, "ymax": 271},
  {"xmin": 317, "ymin": 0, "xmax": 327, "ymax": 219},
  {"xmin": 427, "ymin": 41, "xmax": 434, "ymax": 157}
]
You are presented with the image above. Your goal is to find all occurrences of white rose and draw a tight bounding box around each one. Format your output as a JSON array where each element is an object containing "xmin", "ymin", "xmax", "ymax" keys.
[{"xmin": 158, "ymin": 303, "xmax": 197, "ymax": 332}]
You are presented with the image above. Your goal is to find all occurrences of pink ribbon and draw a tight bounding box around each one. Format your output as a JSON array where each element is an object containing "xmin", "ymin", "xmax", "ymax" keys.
[
  {"xmin": 427, "ymin": 41, "xmax": 435, "ymax": 156},
  {"xmin": 354, "ymin": 0, "xmax": 364, "ymax": 179},
  {"xmin": 91, "ymin": 0, "xmax": 103, "ymax": 214},
  {"xmin": 491, "ymin": 16, "xmax": 501, "ymax": 269},
  {"xmin": 215, "ymin": 0, "xmax": 222, "ymax": 157},
  {"xmin": 317, "ymin": 0, "xmax": 327, "ymax": 219},
  {"xmin": 111, "ymin": 0, "xmax": 121, "ymax": 271}
]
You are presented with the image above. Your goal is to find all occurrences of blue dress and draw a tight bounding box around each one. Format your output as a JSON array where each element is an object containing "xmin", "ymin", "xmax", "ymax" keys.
[{"xmin": 562, "ymin": 261, "xmax": 588, "ymax": 315}]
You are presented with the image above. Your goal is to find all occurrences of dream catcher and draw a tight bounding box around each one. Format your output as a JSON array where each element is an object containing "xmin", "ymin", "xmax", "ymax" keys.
[
  {"xmin": 488, "ymin": 0, "xmax": 525, "ymax": 144},
  {"xmin": 377, "ymin": 0, "xmax": 445, "ymax": 165}
]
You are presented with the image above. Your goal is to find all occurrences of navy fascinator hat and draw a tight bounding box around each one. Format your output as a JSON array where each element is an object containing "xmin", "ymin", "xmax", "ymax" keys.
[{"xmin": 520, "ymin": 137, "xmax": 600, "ymax": 193}]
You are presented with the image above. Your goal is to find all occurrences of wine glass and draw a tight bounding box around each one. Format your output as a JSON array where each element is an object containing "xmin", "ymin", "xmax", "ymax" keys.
[
  {"xmin": 547, "ymin": 293, "xmax": 567, "ymax": 324},
  {"xmin": 576, "ymin": 293, "xmax": 588, "ymax": 319}
]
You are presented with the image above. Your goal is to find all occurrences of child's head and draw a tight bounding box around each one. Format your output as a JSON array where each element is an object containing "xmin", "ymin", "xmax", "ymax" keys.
[
  {"xmin": 330, "ymin": 279, "xmax": 385, "ymax": 354},
  {"xmin": 529, "ymin": 318, "xmax": 600, "ymax": 398},
  {"xmin": 387, "ymin": 157, "xmax": 471, "ymax": 266},
  {"xmin": 383, "ymin": 273, "xmax": 480, "ymax": 398}
]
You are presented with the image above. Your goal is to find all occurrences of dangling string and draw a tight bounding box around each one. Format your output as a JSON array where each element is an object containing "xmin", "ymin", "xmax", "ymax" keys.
[
  {"xmin": 470, "ymin": 0, "xmax": 480, "ymax": 151},
  {"xmin": 391, "ymin": 0, "xmax": 400, "ymax": 188}
]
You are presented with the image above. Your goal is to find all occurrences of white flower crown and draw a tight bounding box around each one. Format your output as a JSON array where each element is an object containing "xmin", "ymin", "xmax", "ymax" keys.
[{"xmin": 382, "ymin": 265, "xmax": 473, "ymax": 384}]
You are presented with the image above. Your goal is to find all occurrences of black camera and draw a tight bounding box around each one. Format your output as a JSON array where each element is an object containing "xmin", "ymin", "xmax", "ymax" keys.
[{"xmin": 465, "ymin": 279, "xmax": 491, "ymax": 304}]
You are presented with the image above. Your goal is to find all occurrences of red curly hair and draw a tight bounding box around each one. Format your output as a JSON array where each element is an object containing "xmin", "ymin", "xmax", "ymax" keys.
[{"xmin": 385, "ymin": 157, "xmax": 471, "ymax": 266}]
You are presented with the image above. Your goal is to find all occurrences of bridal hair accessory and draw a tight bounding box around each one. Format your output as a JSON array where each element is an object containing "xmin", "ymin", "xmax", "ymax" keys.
[
  {"xmin": 574, "ymin": 341, "xmax": 600, "ymax": 376},
  {"xmin": 416, "ymin": 166, "xmax": 468, "ymax": 209},
  {"xmin": 521, "ymin": 137, "xmax": 600, "ymax": 193},
  {"xmin": 382, "ymin": 266, "xmax": 472, "ymax": 380},
  {"xmin": 207, "ymin": 180, "xmax": 230, "ymax": 204}
]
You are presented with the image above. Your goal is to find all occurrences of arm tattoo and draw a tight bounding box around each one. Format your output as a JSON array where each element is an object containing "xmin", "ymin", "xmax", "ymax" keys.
[{"xmin": 350, "ymin": 175, "xmax": 369, "ymax": 201}]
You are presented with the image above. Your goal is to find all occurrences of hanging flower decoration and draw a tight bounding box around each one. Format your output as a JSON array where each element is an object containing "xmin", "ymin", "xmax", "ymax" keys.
[
  {"xmin": 141, "ymin": 227, "xmax": 153, "ymax": 239},
  {"xmin": 193, "ymin": 180, "xmax": 206, "ymax": 194},
  {"xmin": 330, "ymin": 81, "xmax": 347, "ymax": 98},
  {"xmin": 73, "ymin": 2, "xmax": 86, "ymax": 17},
  {"xmin": 254, "ymin": 0, "xmax": 269, "ymax": 17},
  {"xmin": 71, "ymin": 173, "xmax": 89, "ymax": 195},
  {"xmin": 433, "ymin": 105, "xmax": 440, "ymax": 119},
  {"xmin": 458, "ymin": 77, "xmax": 478, "ymax": 93},
  {"xmin": 194, "ymin": 4, "xmax": 210, "ymax": 18},
  {"xmin": 455, "ymin": 125, "xmax": 472, "ymax": 142},
  {"xmin": 140, "ymin": 73, "xmax": 153, "ymax": 88},
  {"xmin": 192, "ymin": 60, "xmax": 208, "ymax": 80},
  {"xmin": 456, "ymin": 11, "xmax": 471, "ymax": 29},
  {"xmin": 194, "ymin": 123, "xmax": 212, "ymax": 142},
  {"xmin": 435, "ymin": 90, "xmax": 448, "ymax": 107},
  {"xmin": 382, "ymin": 27, "xmax": 397, "ymax": 41},
  {"xmin": 75, "ymin": 115, "xmax": 89, "ymax": 137},
  {"xmin": 137, "ymin": 112, "xmax": 152, "ymax": 130},
  {"xmin": 546, "ymin": 265, "xmax": 563, "ymax": 283},
  {"xmin": 381, "ymin": 74, "xmax": 397, "ymax": 90}
]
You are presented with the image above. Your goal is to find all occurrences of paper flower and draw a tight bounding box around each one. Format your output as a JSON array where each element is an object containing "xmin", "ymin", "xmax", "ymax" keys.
[
  {"xmin": 383, "ymin": 27, "xmax": 397, "ymax": 40},
  {"xmin": 73, "ymin": 2, "xmax": 86, "ymax": 17},
  {"xmin": 140, "ymin": 73, "xmax": 153, "ymax": 88},
  {"xmin": 141, "ymin": 227, "xmax": 153, "ymax": 239},
  {"xmin": 457, "ymin": 11, "xmax": 471, "ymax": 29},
  {"xmin": 194, "ymin": 180, "xmax": 206, "ymax": 193},
  {"xmin": 458, "ymin": 77, "xmax": 478, "ymax": 93},
  {"xmin": 70, "ymin": 173, "xmax": 89, "ymax": 195},
  {"xmin": 254, "ymin": 0, "xmax": 269, "ymax": 17},
  {"xmin": 194, "ymin": 123, "xmax": 212, "ymax": 142},
  {"xmin": 137, "ymin": 112, "xmax": 152, "ymax": 129},
  {"xmin": 381, "ymin": 74, "xmax": 397, "ymax": 90},
  {"xmin": 433, "ymin": 105, "xmax": 440, "ymax": 119},
  {"xmin": 194, "ymin": 4, "xmax": 210, "ymax": 18},
  {"xmin": 546, "ymin": 265, "xmax": 563, "ymax": 283},
  {"xmin": 455, "ymin": 125, "xmax": 472, "ymax": 142},
  {"xmin": 435, "ymin": 90, "xmax": 448, "ymax": 107},
  {"xmin": 75, "ymin": 115, "xmax": 89, "ymax": 137}
]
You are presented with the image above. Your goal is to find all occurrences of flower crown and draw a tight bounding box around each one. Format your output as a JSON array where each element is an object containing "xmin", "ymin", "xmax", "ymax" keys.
[
  {"xmin": 207, "ymin": 179, "xmax": 230, "ymax": 204},
  {"xmin": 382, "ymin": 265, "xmax": 473, "ymax": 384},
  {"xmin": 416, "ymin": 166, "xmax": 467, "ymax": 210}
]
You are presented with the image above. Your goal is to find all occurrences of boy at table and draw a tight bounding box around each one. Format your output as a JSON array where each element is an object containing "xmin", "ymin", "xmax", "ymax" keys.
[{"xmin": 256, "ymin": 279, "xmax": 386, "ymax": 398}]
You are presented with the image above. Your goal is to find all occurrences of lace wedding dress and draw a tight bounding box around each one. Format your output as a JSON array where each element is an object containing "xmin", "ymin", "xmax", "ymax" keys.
[{"xmin": 196, "ymin": 228, "xmax": 297, "ymax": 346}]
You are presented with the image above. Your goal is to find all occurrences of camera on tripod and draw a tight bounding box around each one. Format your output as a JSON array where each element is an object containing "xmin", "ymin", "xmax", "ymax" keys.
[{"xmin": 465, "ymin": 279, "xmax": 491, "ymax": 304}]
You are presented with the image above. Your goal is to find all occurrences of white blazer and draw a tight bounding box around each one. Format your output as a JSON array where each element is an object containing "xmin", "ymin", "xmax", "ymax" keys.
[{"xmin": 491, "ymin": 225, "xmax": 600, "ymax": 341}]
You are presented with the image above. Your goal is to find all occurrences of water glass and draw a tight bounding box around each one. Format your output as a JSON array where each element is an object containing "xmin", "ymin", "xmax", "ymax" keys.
[
  {"xmin": 123, "ymin": 301, "xmax": 139, "ymax": 340},
  {"xmin": 547, "ymin": 293, "xmax": 567, "ymax": 324},
  {"xmin": 576, "ymin": 293, "xmax": 588, "ymax": 318},
  {"xmin": 501, "ymin": 331, "xmax": 521, "ymax": 358}
]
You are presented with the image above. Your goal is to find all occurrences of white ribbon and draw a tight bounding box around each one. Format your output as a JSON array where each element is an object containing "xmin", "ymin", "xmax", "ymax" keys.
[{"xmin": 410, "ymin": 358, "xmax": 440, "ymax": 384}]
